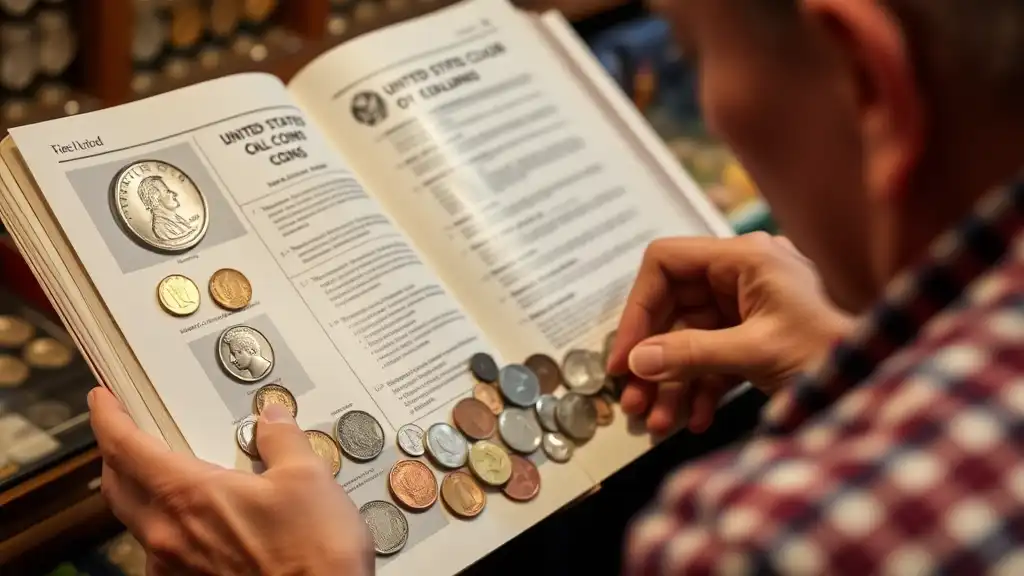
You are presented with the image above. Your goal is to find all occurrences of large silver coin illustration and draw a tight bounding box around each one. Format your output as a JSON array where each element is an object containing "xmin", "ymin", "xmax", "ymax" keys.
[
  {"xmin": 110, "ymin": 159, "xmax": 209, "ymax": 253},
  {"xmin": 217, "ymin": 325, "xmax": 274, "ymax": 383}
]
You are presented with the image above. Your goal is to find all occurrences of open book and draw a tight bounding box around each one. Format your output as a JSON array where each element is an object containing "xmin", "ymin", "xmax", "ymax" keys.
[{"xmin": 0, "ymin": 0, "xmax": 732, "ymax": 572}]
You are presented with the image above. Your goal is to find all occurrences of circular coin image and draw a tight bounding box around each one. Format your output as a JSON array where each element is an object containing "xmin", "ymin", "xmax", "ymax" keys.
[
  {"xmin": 252, "ymin": 383, "xmax": 297, "ymax": 417},
  {"xmin": 469, "ymin": 352, "xmax": 498, "ymax": 383},
  {"xmin": 555, "ymin": 392, "xmax": 598, "ymax": 442},
  {"xmin": 498, "ymin": 364, "xmax": 541, "ymax": 407},
  {"xmin": 218, "ymin": 325, "xmax": 274, "ymax": 383},
  {"xmin": 498, "ymin": 408, "xmax": 542, "ymax": 454},
  {"xmin": 468, "ymin": 440, "xmax": 513, "ymax": 487},
  {"xmin": 22, "ymin": 338, "xmax": 73, "ymax": 369},
  {"xmin": 305, "ymin": 430, "xmax": 342, "ymax": 477},
  {"xmin": 502, "ymin": 454, "xmax": 541, "ymax": 502},
  {"xmin": 452, "ymin": 397, "xmax": 496, "ymax": 441},
  {"xmin": 561, "ymin": 349, "xmax": 605, "ymax": 396},
  {"xmin": 524, "ymin": 354, "xmax": 563, "ymax": 394},
  {"xmin": 359, "ymin": 500, "xmax": 409, "ymax": 556},
  {"xmin": 209, "ymin": 268, "xmax": 253, "ymax": 311},
  {"xmin": 24, "ymin": 400, "xmax": 71, "ymax": 429},
  {"xmin": 425, "ymin": 422, "xmax": 468, "ymax": 469},
  {"xmin": 0, "ymin": 354, "xmax": 30, "ymax": 387},
  {"xmin": 157, "ymin": 274, "xmax": 201, "ymax": 316},
  {"xmin": 473, "ymin": 382, "xmax": 504, "ymax": 415},
  {"xmin": 236, "ymin": 414, "xmax": 259, "ymax": 458},
  {"xmin": 534, "ymin": 394, "xmax": 559, "ymax": 432},
  {"xmin": 396, "ymin": 423, "xmax": 425, "ymax": 457},
  {"xmin": 110, "ymin": 159, "xmax": 209, "ymax": 253},
  {"xmin": 542, "ymin": 432, "xmax": 574, "ymax": 463},
  {"xmin": 0, "ymin": 315, "xmax": 34, "ymax": 348},
  {"xmin": 441, "ymin": 471, "xmax": 486, "ymax": 518},
  {"xmin": 593, "ymin": 395, "xmax": 614, "ymax": 426},
  {"xmin": 335, "ymin": 410, "xmax": 385, "ymax": 462},
  {"xmin": 389, "ymin": 459, "xmax": 438, "ymax": 511}
]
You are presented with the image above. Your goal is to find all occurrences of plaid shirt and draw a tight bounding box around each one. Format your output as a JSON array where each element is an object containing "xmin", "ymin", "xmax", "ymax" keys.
[{"xmin": 625, "ymin": 180, "xmax": 1024, "ymax": 575}]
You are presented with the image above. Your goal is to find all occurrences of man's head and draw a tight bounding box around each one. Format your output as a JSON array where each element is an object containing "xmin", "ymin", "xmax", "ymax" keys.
[
  {"xmin": 656, "ymin": 0, "xmax": 1024, "ymax": 310},
  {"xmin": 224, "ymin": 330, "xmax": 261, "ymax": 371},
  {"xmin": 137, "ymin": 177, "xmax": 179, "ymax": 212}
]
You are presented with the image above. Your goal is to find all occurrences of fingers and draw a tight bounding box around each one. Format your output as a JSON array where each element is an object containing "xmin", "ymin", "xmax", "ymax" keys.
[
  {"xmin": 620, "ymin": 378, "xmax": 655, "ymax": 415},
  {"xmin": 645, "ymin": 380, "xmax": 687, "ymax": 434},
  {"xmin": 101, "ymin": 462, "xmax": 148, "ymax": 534},
  {"xmin": 255, "ymin": 404, "xmax": 318, "ymax": 469},
  {"xmin": 88, "ymin": 387, "xmax": 173, "ymax": 476},
  {"xmin": 628, "ymin": 326, "xmax": 761, "ymax": 382}
]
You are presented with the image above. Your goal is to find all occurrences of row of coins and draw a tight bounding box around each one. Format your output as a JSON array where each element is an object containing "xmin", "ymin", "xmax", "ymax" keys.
[
  {"xmin": 156, "ymin": 268, "xmax": 253, "ymax": 317},
  {"xmin": 0, "ymin": 315, "xmax": 75, "ymax": 388},
  {"xmin": 0, "ymin": 8, "xmax": 76, "ymax": 95},
  {"xmin": 0, "ymin": 0, "xmax": 63, "ymax": 18}
]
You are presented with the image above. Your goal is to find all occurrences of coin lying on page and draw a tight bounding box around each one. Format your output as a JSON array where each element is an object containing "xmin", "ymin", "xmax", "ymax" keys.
[
  {"xmin": 110, "ymin": 159, "xmax": 208, "ymax": 253},
  {"xmin": 218, "ymin": 325, "xmax": 274, "ymax": 383},
  {"xmin": 157, "ymin": 274, "xmax": 201, "ymax": 317}
]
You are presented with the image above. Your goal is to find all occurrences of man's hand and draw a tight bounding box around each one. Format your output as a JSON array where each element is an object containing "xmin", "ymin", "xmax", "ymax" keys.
[
  {"xmin": 88, "ymin": 387, "xmax": 373, "ymax": 576},
  {"xmin": 607, "ymin": 233, "xmax": 854, "ymax": 435}
]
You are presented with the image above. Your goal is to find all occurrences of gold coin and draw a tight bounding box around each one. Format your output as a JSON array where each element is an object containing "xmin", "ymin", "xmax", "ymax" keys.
[
  {"xmin": 22, "ymin": 338, "xmax": 73, "ymax": 370},
  {"xmin": 210, "ymin": 0, "xmax": 242, "ymax": 37},
  {"xmin": 440, "ymin": 470, "xmax": 486, "ymax": 518},
  {"xmin": 0, "ymin": 315, "xmax": 34, "ymax": 348},
  {"xmin": 170, "ymin": 0, "xmax": 206, "ymax": 49},
  {"xmin": 468, "ymin": 440, "xmax": 512, "ymax": 487},
  {"xmin": 243, "ymin": 0, "xmax": 277, "ymax": 21},
  {"xmin": 157, "ymin": 274, "xmax": 201, "ymax": 317},
  {"xmin": 305, "ymin": 430, "xmax": 342, "ymax": 477},
  {"xmin": 209, "ymin": 268, "xmax": 253, "ymax": 311},
  {"xmin": 252, "ymin": 383, "xmax": 297, "ymax": 417},
  {"xmin": 0, "ymin": 354, "xmax": 30, "ymax": 387},
  {"xmin": 473, "ymin": 382, "xmax": 504, "ymax": 415}
]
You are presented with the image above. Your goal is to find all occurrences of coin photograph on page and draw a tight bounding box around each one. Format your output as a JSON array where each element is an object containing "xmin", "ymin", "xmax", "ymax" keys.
[
  {"xmin": 217, "ymin": 325, "xmax": 274, "ymax": 383},
  {"xmin": 110, "ymin": 159, "xmax": 209, "ymax": 253}
]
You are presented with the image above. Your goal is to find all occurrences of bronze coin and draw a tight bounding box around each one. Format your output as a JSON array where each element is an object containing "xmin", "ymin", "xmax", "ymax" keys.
[
  {"xmin": 253, "ymin": 383, "xmax": 297, "ymax": 418},
  {"xmin": 22, "ymin": 338, "xmax": 73, "ymax": 369},
  {"xmin": 169, "ymin": 1, "xmax": 205, "ymax": 48},
  {"xmin": 0, "ymin": 315, "xmax": 34, "ymax": 348},
  {"xmin": 389, "ymin": 459, "xmax": 438, "ymax": 512},
  {"xmin": 592, "ymin": 395, "xmax": 614, "ymax": 426},
  {"xmin": 525, "ymin": 354, "xmax": 563, "ymax": 394},
  {"xmin": 502, "ymin": 454, "xmax": 540, "ymax": 502},
  {"xmin": 473, "ymin": 382, "xmax": 504, "ymax": 415},
  {"xmin": 452, "ymin": 397, "xmax": 496, "ymax": 441},
  {"xmin": 441, "ymin": 470, "xmax": 486, "ymax": 518},
  {"xmin": 209, "ymin": 268, "xmax": 253, "ymax": 311}
]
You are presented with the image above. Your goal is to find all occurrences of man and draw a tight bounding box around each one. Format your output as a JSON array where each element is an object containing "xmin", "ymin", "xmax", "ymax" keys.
[
  {"xmin": 135, "ymin": 176, "xmax": 195, "ymax": 243},
  {"xmin": 87, "ymin": 0, "xmax": 1024, "ymax": 574}
]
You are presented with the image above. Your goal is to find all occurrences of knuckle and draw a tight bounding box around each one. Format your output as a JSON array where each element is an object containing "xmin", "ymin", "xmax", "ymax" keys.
[
  {"xmin": 140, "ymin": 522, "xmax": 179, "ymax": 560},
  {"xmin": 153, "ymin": 475, "xmax": 200, "ymax": 515},
  {"xmin": 741, "ymin": 231, "xmax": 775, "ymax": 253}
]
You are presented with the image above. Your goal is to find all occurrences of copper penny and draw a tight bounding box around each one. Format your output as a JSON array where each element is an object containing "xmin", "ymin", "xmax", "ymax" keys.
[
  {"xmin": 473, "ymin": 382, "xmax": 504, "ymax": 415},
  {"xmin": 452, "ymin": 397, "xmax": 496, "ymax": 441},
  {"xmin": 389, "ymin": 459, "xmax": 438, "ymax": 512},
  {"xmin": 502, "ymin": 454, "xmax": 541, "ymax": 502},
  {"xmin": 441, "ymin": 470, "xmax": 486, "ymax": 518},
  {"xmin": 209, "ymin": 268, "xmax": 253, "ymax": 311},
  {"xmin": 525, "ymin": 354, "xmax": 563, "ymax": 394},
  {"xmin": 592, "ymin": 395, "xmax": 614, "ymax": 426}
]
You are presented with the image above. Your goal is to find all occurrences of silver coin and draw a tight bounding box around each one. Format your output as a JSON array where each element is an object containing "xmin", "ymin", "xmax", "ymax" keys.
[
  {"xmin": 235, "ymin": 414, "xmax": 259, "ymax": 458},
  {"xmin": 562, "ymin": 349, "xmax": 605, "ymax": 396},
  {"xmin": 396, "ymin": 423, "xmax": 425, "ymax": 457},
  {"xmin": 217, "ymin": 325, "xmax": 274, "ymax": 383},
  {"xmin": 335, "ymin": 410, "xmax": 385, "ymax": 461},
  {"xmin": 498, "ymin": 364, "xmax": 541, "ymax": 407},
  {"xmin": 24, "ymin": 400, "xmax": 71, "ymax": 429},
  {"xmin": 133, "ymin": 4, "xmax": 167, "ymax": 64},
  {"xmin": 359, "ymin": 500, "xmax": 409, "ymax": 556},
  {"xmin": 534, "ymin": 394, "xmax": 559, "ymax": 432},
  {"xmin": 110, "ymin": 160, "xmax": 209, "ymax": 253},
  {"xmin": 555, "ymin": 392, "xmax": 598, "ymax": 441},
  {"xmin": 498, "ymin": 408, "xmax": 542, "ymax": 454},
  {"xmin": 542, "ymin": 432, "xmax": 574, "ymax": 463},
  {"xmin": 425, "ymin": 422, "xmax": 468, "ymax": 469}
]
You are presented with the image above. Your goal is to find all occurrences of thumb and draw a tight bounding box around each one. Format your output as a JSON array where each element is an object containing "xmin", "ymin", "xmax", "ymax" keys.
[
  {"xmin": 628, "ymin": 326, "xmax": 762, "ymax": 382},
  {"xmin": 255, "ymin": 404, "xmax": 317, "ymax": 469}
]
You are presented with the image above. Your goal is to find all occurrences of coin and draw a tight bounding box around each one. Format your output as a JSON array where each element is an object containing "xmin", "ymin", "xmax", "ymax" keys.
[
  {"xmin": 359, "ymin": 500, "xmax": 409, "ymax": 555},
  {"xmin": 425, "ymin": 422, "xmax": 468, "ymax": 469},
  {"xmin": 252, "ymin": 383, "xmax": 297, "ymax": 418},
  {"xmin": 503, "ymin": 454, "xmax": 541, "ymax": 502},
  {"xmin": 236, "ymin": 414, "xmax": 259, "ymax": 458},
  {"xmin": 132, "ymin": 4, "xmax": 167, "ymax": 63},
  {"xmin": 468, "ymin": 440, "xmax": 513, "ymax": 487},
  {"xmin": 24, "ymin": 400, "xmax": 71, "ymax": 429},
  {"xmin": 110, "ymin": 160, "xmax": 209, "ymax": 253},
  {"xmin": 498, "ymin": 408, "xmax": 542, "ymax": 454},
  {"xmin": 593, "ymin": 395, "xmax": 614, "ymax": 426},
  {"xmin": 542, "ymin": 432, "xmax": 574, "ymax": 463},
  {"xmin": 305, "ymin": 430, "xmax": 342, "ymax": 477},
  {"xmin": 498, "ymin": 364, "xmax": 541, "ymax": 407},
  {"xmin": 0, "ymin": 315, "xmax": 34, "ymax": 347},
  {"xmin": 210, "ymin": 0, "xmax": 242, "ymax": 37},
  {"xmin": 217, "ymin": 325, "xmax": 274, "ymax": 383},
  {"xmin": 440, "ymin": 471, "xmax": 486, "ymax": 518},
  {"xmin": 469, "ymin": 352, "xmax": 498, "ymax": 383},
  {"xmin": 473, "ymin": 382, "xmax": 504, "ymax": 415},
  {"xmin": 525, "ymin": 354, "xmax": 563, "ymax": 394},
  {"xmin": 157, "ymin": 274, "xmax": 201, "ymax": 316},
  {"xmin": 389, "ymin": 459, "xmax": 438, "ymax": 511},
  {"xmin": 562, "ymin": 349, "xmax": 605, "ymax": 396},
  {"xmin": 209, "ymin": 269, "xmax": 253, "ymax": 311},
  {"xmin": 170, "ymin": 0, "xmax": 205, "ymax": 48},
  {"xmin": 22, "ymin": 338, "xmax": 73, "ymax": 369},
  {"xmin": 335, "ymin": 410, "xmax": 385, "ymax": 462},
  {"xmin": 555, "ymin": 392, "xmax": 598, "ymax": 441},
  {"xmin": 0, "ymin": 355, "xmax": 29, "ymax": 388},
  {"xmin": 396, "ymin": 423, "xmax": 425, "ymax": 457},
  {"xmin": 452, "ymin": 397, "xmax": 496, "ymax": 441},
  {"xmin": 38, "ymin": 10, "xmax": 76, "ymax": 76},
  {"xmin": 534, "ymin": 394, "xmax": 559, "ymax": 432},
  {"xmin": 243, "ymin": 0, "xmax": 278, "ymax": 21}
]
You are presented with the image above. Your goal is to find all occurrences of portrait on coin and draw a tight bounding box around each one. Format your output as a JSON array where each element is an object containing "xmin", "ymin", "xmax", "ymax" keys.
[
  {"xmin": 366, "ymin": 509, "xmax": 405, "ymax": 544},
  {"xmin": 136, "ymin": 175, "xmax": 197, "ymax": 242},
  {"xmin": 450, "ymin": 476, "xmax": 483, "ymax": 510},
  {"xmin": 223, "ymin": 329, "xmax": 272, "ymax": 379}
]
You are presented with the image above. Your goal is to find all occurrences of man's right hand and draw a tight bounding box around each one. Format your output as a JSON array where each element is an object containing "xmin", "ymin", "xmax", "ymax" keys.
[{"xmin": 607, "ymin": 233, "xmax": 854, "ymax": 435}]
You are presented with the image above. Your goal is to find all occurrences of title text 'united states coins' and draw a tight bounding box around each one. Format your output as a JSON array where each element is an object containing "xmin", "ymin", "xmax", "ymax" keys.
[
  {"xmin": 396, "ymin": 423, "xmax": 425, "ymax": 457},
  {"xmin": 23, "ymin": 338, "xmax": 73, "ymax": 369},
  {"xmin": 304, "ymin": 430, "xmax": 342, "ymax": 477},
  {"xmin": 252, "ymin": 383, "xmax": 297, "ymax": 418},
  {"xmin": 556, "ymin": 392, "xmax": 598, "ymax": 442},
  {"xmin": 157, "ymin": 274, "xmax": 201, "ymax": 317},
  {"xmin": 498, "ymin": 364, "xmax": 541, "ymax": 408},
  {"xmin": 524, "ymin": 353, "xmax": 563, "ymax": 395},
  {"xmin": 236, "ymin": 414, "xmax": 259, "ymax": 458},
  {"xmin": 209, "ymin": 268, "xmax": 253, "ymax": 311},
  {"xmin": 425, "ymin": 422, "xmax": 468, "ymax": 469},
  {"xmin": 359, "ymin": 500, "xmax": 409, "ymax": 556},
  {"xmin": 110, "ymin": 160, "xmax": 209, "ymax": 253},
  {"xmin": 473, "ymin": 382, "xmax": 504, "ymax": 415},
  {"xmin": 218, "ymin": 325, "xmax": 274, "ymax": 383},
  {"xmin": 441, "ymin": 471, "xmax": 486, "ymax": 518},
  {"xmin": 468, "ymin": 441, "xmax": 513, "ymax": 487},
  {"xmin": 389, "ymin": 459, "xmax": 438, "ymax": 512},
  {"xmin": 335, "ymin": 410, "xmax": 385, "ymax": 462},
  {"xmin": 0, "ymin": 315, "xmax": 34, "ymax": 348},
  {"xmin": 0, "ymin": 355, "xmax": 29, "ymax": 388},
  {"xmin": 498, "ymin": 408, "xmax": 542, "ymax": 454},
  {"xmin": 452, "ymin": 397, "xmax": 496, "ymax": 441},
  {"xmin": 542, "ymin": 432, "xmax": 574, "ymax": 463},
  {"xmin": 562, "ymin": 349, "xmax": 606, "ymax": 396},
  {"xmin": 534, "ymin": 394, "xmax": 559, "ymax": 432},
  {"xmin": 469, "ymin": 352, "xmax": 498, "ymax": 383},
  {"xmin": 502, "ymin": 454, "xmax": 541, "ymax": 502}
]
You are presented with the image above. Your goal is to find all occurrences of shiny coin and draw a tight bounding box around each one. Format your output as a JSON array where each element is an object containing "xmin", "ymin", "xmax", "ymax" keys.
[
  {"xmin": 452, "ymin": 397, "xmax": 496, "ymax": 441},
  {"xmin": 498, "ymin": 408, "xmax": 542, "ymax": 454},
  {"xmin": 498, "ymin": 364, "xmax": 541, "ymax": 407},
  {"xmin": 468, "ymin": 440, "xmax": 513, "ymax": 487},
  {"xmin": 0, "ymin": 355, "xmax": 29, "ymax": 388},
  {"xmin": 252, "ymin": 383, "xmax": 297, "ymax": 418},
  {"xmin": 503, "ymin": 454, "xmax": 541, "ymax": 502},
  {"xmin": 335, "ymin": 410, "xmax": 385, "ymax": 462},
  {"xmin": 473, "ymin": 382, "xmax": 504, "ymax": 415},
  {"xmin": 0, "ymin": 315, "xmax": 34, "ymax": 348},
  {"xmin": 236, "ymin": 414, "xmax": 259, "ymax": 458},
  {"xmin": 157, "ymin": 274, "xmax": 201, "ymax": 317},
  {"xmin": 389, "ymin": 459, "xmax": 438, "ymax": 511},
  {"xmin": 425, "ymin": 422, "xmax": 468, "ymax": 469},
  {"xmin": 556, "ymin": 392, "xmax": 598, "ymax": 441},
  {"xmin": 243, "ymin": 0, "xmax": 278, "ymax": 21},
  {"xmin": 525, "ymin": 354, "xmax": 563, "ymax": 394},
  {"xmin": 305, "ymin": 430, "xmax": 342, "ymax": 477},
  {"xmin": 534, "ymin": 394, "xmax": 559, "ymax": 432},
  {"xmin": 396, "ymin": 423, "xmax": 425, "ymax": 457},
  {"xmin": 24, "ymin": 400, "xmax": 71, "ymax": 429},
  {"xmin": 542, "ymin": 432, "xmax": 574, "ymax": 463},
  {"xmin": 441, "ymin": 471, "xmax": 486, "ymax": 518},
  {"xmin": 22, "ymin": 338, "xmax": 73, "ymax": 369},
  {"xmin": 218, "ymin": 325, "xmax": 274, "ymax": 383},
  {"xmin": 562, "ymin": 349, "xmax": 605, "ymax": 396},
  {"xmin": 110, "ymin": 160, "xmax": 209, "ymax": 253},
  {"xmin": 469, "ymin": 352, "xmax": 498, "ymax": 383},
  {"xmin": 359, "ymin": 500, "xmax": 409, "ymax": 555},
  {"xmin": 593, "ymin": 395, "xmax": 614, "ymax": 426},
  {"xmin": 209, "ymin": 269, "xmax": 253, "ymax": 311}
]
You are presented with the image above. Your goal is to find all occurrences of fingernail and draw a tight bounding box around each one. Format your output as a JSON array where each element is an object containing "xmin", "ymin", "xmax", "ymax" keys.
[
  {"xmin": 629, "ymin": 345, "xmax": 664, "ymax": 377},
  {"xmin": 261, "ymin": 403, "xmax": 293, "ymax": 423}
]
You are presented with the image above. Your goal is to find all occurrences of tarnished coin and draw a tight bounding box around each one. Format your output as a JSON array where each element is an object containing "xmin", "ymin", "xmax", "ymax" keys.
[
  {"xmin": 452, "ymin": 397, "xmax": 496, "ymax": 441},
  {"xmin": 236, "ymin": 414, "xmax": 259, "ymax": 458},
  {"xmin": 556, "ymin": 392, "xmax": 598, "ymax": 441},
  {"xmin": 396, "ymin": 423, "xmax": 425, "ymax": 457},
  {"xmin": 0, "ymin": 354, "xmax": 29, "ymax": 388},
  {"xmin": 534, "ymin": 394, "xmax": 559, "ymax": 432},
  {"xmin": 0, "ymin": 315, "xmax": 34, "ymax": 348},
  {"xmin": 243, "ymin": 0, "xmax": 278, "ymax": 21},
  {"xmin": 473, "ymin": 382, "xmax": 504, "ymax": 415},
  {"xmin": 209, "ymin": 269, "xmax": 253, "ymax": 311},
  {"xmin": 389, "ymin": 459, "xmax": 438, "ymax": 511},
  {"xmin": 441, "ymin": 471, "xmax": 486, "ymax": 518},
  {"xmin": 111, "ymin": 160, "xmax": 208, "ymax": 253},
  {"xmin": 503, "ymin": 454, "xmax": 541, "ymax": 502},
  {"xmin": 542, "ymin": 432, "xmax": 574, "ymax": 463},
  {"xmin": 469, "ymin": 352, "xmax": 498, "ymax": 383},
  {"xmin": 498, "ymin": 408, "xmax": 542, "ymax": 454},
  {"xmin": 593, "ymin": 395, "xmax": 614, "ymax": 426},
  {"xmin": 252, "ymin": 383, "xmax": 297, "ymax": 417},
  {"xmin": 335, "ymin": 410, "xmax": 385, "ymax": 462},
  {"xmin": 24, "ymin": 400, "xmax": 71, "ymax": 429},
  {"xmin": 562, "ymin": 349, "xmax": 605, "ymax": 396},
  {"xmin": 425, "ymin": 422, "xmax": 468, "ymax": 469},
  {"xmin": 218, "ymin": 325, "xmax": 274, "ymax": 383},
  {"xmin": 22, "ymin": 338, "xmax": 73, "ymax": 369},
  {"xmin": 498, "ymin": 364, "xmax": 541, "ymax": 407},
  {"xmin": 305, "ymin": 430, "xmax": 342, "ymax": 477},
  {"xmin": 468, "ymin": 440, "xmax": 513, "ymax": 487},
  {"xmin": 157, "ymin": 274, "xmax": 201, "ymax": 316},
  {"xmin": 525, "ymin": 354, "xmax": 563, "ymax": 394},
  {"xmin": 359, "ymin": 500, "xmax": 409, "ymax": 556}
]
